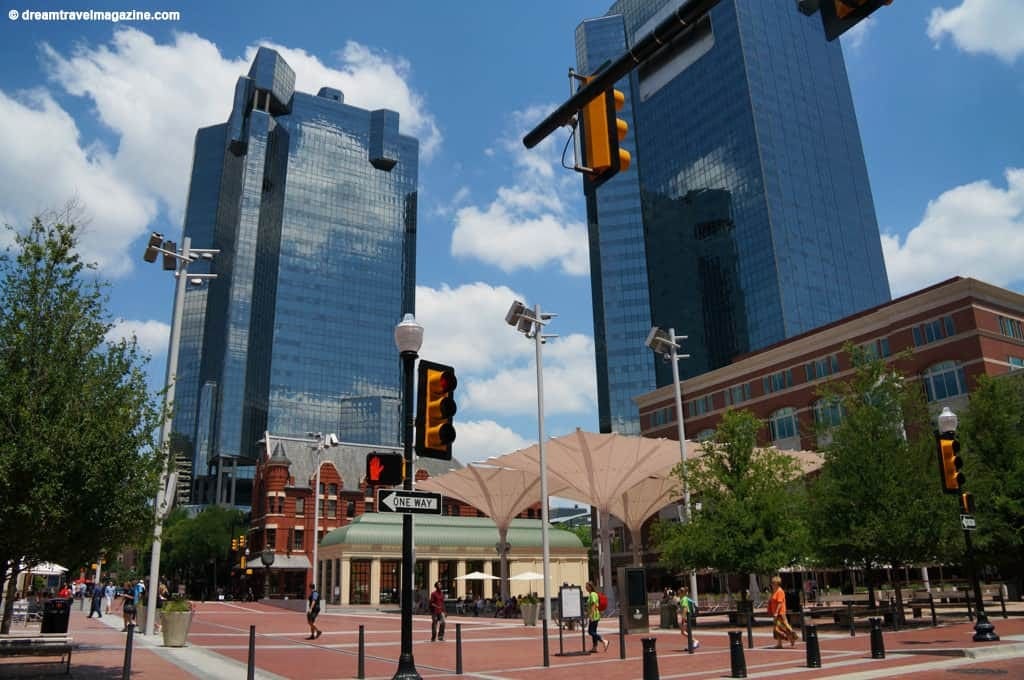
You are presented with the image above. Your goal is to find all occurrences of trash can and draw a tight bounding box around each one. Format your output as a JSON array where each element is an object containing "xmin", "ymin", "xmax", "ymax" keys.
[
  {"xmin": 659, "ymin": 601, "xmax": 678, "ymax": 628},
  {"xmin": 41, "ymin": 598, "xmax": 71, "ymax": 634}
]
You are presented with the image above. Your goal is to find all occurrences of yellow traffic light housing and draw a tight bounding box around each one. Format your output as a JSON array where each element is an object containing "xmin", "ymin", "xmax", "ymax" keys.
[
  {"xmin": 959, "ymin": 492, "xmax": 975, "ymax": 514},
  {"xmin": 239, "ymin": 535, "xmax": 246, "ymax": 548},
  {"xmin": 231, "ymin": 538, "xmax": 238, "ymax": 551},
  {"xmin": 578, "ymin": 76, "xmax": 630, "ymax": 189},
  {"xmin": 415, "ymin": 360, "xmax": 457, "ymax": 460},
  {"xmin": 820, "ymin": 0, "xmax": 894, "ymax": 42},
  {"xmin": 937, "ymin": 434, "xmax": 964, "ymax": 494}
]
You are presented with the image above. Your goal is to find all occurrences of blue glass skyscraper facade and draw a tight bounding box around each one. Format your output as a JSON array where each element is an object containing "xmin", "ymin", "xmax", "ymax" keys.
[
  {"xmin": 172, "ymin": 48, "xmax": 418, "ymax": 507},
  {"xmin": 577, "ymin": 0, "xmax": 890, "ymax": 435}
]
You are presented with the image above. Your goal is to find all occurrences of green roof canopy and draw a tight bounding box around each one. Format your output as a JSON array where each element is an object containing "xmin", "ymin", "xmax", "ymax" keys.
[{"xmin": 321, "ymin": 513, "xmax": 583, "ymax": 550}]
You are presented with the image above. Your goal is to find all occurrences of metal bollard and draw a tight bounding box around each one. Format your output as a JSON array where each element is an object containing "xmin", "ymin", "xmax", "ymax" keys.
[
  {"xmin": 805, "ymin": 624, "xmax": 821, "ymax": 668},
  {"xmin": 869, "ymin": 617, "xmax": 885, "ymax": 659},
  {"xmin": 247, "ymin": 625, "xmax": 256, "ymax": 680},
  {"xmin": 542, "ymin": 617, "xmax": 549, "ymax": 667},
  {"xmin": 929, "ymin": 593, "xmax": 937, "ymax": 627},
  {"xmin": 619, "ymin": 616, "xmax": 626, "ymax": 659},
  {"xmin": 121, "ymin": 623, "xmax": 135, "ymax": 680},
  {"xmin": 357, "ymin": 624, "xmax": 365, "ymax": 679},
  {"xmin": 728, "ymin": 631, "xmax": 747, "ymax": 678},
  {"xmin": 456, "ymin": 623, "xmax": 463, "ymax": 675},
  {"xmin": 745, "ymin": 609, "xmax": 754, "ymax": 649},
  {"xmin": 641, "ymin": 637, "xmax": 660, "ymax": 680},
  {"xmin": 848, "ymin": 602, "xmax": 855, "ymax": 637}
]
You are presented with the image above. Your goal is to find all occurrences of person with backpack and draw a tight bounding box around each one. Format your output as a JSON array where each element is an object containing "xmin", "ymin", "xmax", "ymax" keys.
[
  {"xmin": 677, "ymin": 586, "xmax": 700, "ymax": 650},
  {"xmin": 585, "ymin": 581, "xmax": 609, "ymax": 653}
]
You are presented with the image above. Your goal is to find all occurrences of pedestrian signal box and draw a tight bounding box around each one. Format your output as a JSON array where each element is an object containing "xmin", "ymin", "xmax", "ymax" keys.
[{"xmin": 366, "ymin": 452, "xmax": 404, "ymax": 486}]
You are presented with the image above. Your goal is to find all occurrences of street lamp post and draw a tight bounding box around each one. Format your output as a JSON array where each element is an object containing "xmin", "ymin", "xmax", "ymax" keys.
[
  {"xmin": 260, "ymin": 548, "xmax": 275, "ymax": 600},
  {"xmin": 506, "ymin": 300, "xmax": 555, "ymax": 668},
  {"xmin": 309, "ymin": 432, "xmax": 339, "ymax": 598},
  {"xmin": 393, "ymin": 313, "xmax": 424, "ymax": 680},
  {"xmin": 141, "ymin": 234, "xmax": 217, "ymax": 635},
  {"xmin": 645, "ymin": 326, "xmax": 699, "ymax": 606},
  {"xmin": 937, "ymin": 407, "xmax": 998, "ymax": 642}
]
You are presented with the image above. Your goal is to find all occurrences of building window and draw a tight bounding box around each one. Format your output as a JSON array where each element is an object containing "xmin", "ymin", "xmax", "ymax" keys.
[
  {"xmin": 327, "ymin": 483, "xmax": 338, "ymax": 496},
  {"xmin": 292, "ymin": 528, "xmax": 304, "ymax": 551},
  {"xmin": 650, "ymin": 406, "xmax": 673, "ymax": 427},
  {"xmin": 922, "ymin": 361, "xmax": 968, "ymax": 402},
  {"xmin": 687, "ymin": 394, "xmax": 712, "ymax": 418},
  {"xmin": 265, "ymin": 528, "xmax": 276, "ymax": 551},
  {"xmin": 327, "ymin": 499, "xmax": 337, "ymax": 519},
  {"xmin": 913, "ymin": 315, "xmax": 956, "ymax": 347},
  {"xmin": 813, "ymin": 399, "xmax": 844, "ymax": 428},
  {"xmin": 346, "ymin": 500, "xmax": 356, "ymax": 517},
  {"xmin": 862, "ymin": 337, "xmax": 891, "ymax": 359},
  {"xmin": 724, "ymin": 383, "xmax": 751, "ymax": 405},
  {"xmin": 998, "ymin": 315, "xmax": 1024, "ymax": 340},
  {"xmin": 763, "ymin": 369, "xmax": 794, "ymax": 395},
  {"xmin": 295, "ymin": 497, "xmax": 304, "ymax": 517},
  {"xmin": 804, "ymin": 354, "xmax": 840, "ymax": 382},
  {"xmin": 1010, "ymin": 356, "xmax": 1024, "ymax": 371},
  {"xmin": 768, "ymin": 407, "xmax": 799, "ymax": 442}
]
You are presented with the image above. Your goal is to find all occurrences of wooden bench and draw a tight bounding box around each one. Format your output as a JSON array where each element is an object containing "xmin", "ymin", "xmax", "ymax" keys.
[{"xmin": 0, "ymin": 634, "xmax": 74, "ymax": 675}]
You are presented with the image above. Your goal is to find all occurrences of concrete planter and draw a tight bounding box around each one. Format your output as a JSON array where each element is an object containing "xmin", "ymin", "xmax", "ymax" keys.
[
  {"xmin": 160, "ymin": 611, "xmax": 193, "ymax": 647},
  {"xmin": 522, "ymin": 602, "xmax": 539, "ymax": 626}
]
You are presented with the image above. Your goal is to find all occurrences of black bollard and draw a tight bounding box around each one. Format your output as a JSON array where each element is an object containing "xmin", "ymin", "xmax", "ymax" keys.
[
  {"xmin": 847, "ymin": 602, "xmax": 855, "ymax": 637},
  {"xmin": 805, "ymin": 624, "xmax": 821, "ymax": 668},
  {"xmin": 357, "ymin": 624, "xmax": 365, "ymax": 679},
  {"xmin": 641, "ymin": 637, "xmax": 660, "ymax": 680},
  {"xmin": 929, "ymin": 593, "xmax": 937, "ymax": 627},
  {"xmin": 728, "ymin": 631, "xmax": 747, "ymax": 678},
  {"xmin": 121, "ymin": 623, "xmax": 135, "ymax": 680},
  {"xmin": 619, "ymin": 615, "xmax": 626, "ymax": 659},
  {"xmin": 247, "ymin": 625, "xmax": 256, "ymax": 680},
  {"xmin": 542, "ymin": 617, "xmax": 549, "ymax": 667},
  {"xmin": 869, "ymin": 617, "xmax": 885, "ymax": 659},
  {"xmin": 456, "ymin": 623, "xmax": 463, "ymax": 675}
]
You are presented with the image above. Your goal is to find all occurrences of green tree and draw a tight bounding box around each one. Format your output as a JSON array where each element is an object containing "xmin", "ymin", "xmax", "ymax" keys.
[
  {"xmin": 807, "ymin": 344, "xmax": 958, "ymax": 608},
  {"xmin": 653, "ymin": 409, "xmax": 809, "ymax": 583},
  {"xmin": 958, "ymin": 372, "xmax": 1024, "ymax": 595},
  {"xmin": 0, "ymin": 214, "xmax": 164, "ymax": 632},
  {"xmin": 162, "ymin": 505, "xmax": 245, "ymax": 592}
]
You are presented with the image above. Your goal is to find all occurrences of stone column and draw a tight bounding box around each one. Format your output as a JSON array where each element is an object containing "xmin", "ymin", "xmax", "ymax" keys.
[
  {"xmin": 370, "ymin": 558, "xmax": 382, "ymax": 605},
  {"xmin": 483, "ymin": 560, "xmax": 494, "ymax": 599},
  {"xmin": 428, "ymin": 560, "xmax": 439, "ymax": 590},
  {"xmin": 340, "ymin": 557, "xmax": 351, "ymax": 605},
  {"xmin": 455, "ymin": 561, "xmax": 467, "ymax": 598}
]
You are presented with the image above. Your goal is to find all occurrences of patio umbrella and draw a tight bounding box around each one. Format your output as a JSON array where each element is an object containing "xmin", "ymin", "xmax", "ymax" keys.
[
  {"xmin": 455, "ymin": 571, "xmax": 500, "ymax": 581},
  {"xmin": 509, "ymin": 571, "xmax": 546, "ymax": 595}
]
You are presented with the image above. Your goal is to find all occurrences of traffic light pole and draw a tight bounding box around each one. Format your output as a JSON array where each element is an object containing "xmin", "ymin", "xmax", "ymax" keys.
[
  {"xmin": 962, "ymin": 513, "xmax": 998, "ymax": 641},
  {"xmin": 393, "ymin": 348, "xmax": 421, "ymax": 680},
  {"xmin": 523, "ymin": 0, "xmax": 721, "ymax": 149}
]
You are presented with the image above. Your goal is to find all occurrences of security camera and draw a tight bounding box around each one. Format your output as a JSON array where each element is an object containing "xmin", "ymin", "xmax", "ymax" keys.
[
  {"xmin": 645, "ymin": 327, "xmax": 662, "ymax": 350},
  {"xmin": 326, "ymin": 433, "xmax": 340, "ymax": 447}
]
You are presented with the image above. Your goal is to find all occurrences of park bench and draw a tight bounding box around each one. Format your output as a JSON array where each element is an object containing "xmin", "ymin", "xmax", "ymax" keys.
[
  {"xmin": 907, "ymin": 586, "xmax": 1008, "ymax": 623},
  {"xmin": 0, "ymin": 633, "xmax": 74, "ymax": 675}
]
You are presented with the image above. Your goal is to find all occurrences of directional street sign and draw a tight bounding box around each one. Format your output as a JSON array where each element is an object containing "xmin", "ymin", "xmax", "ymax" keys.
[
  {"xmin": 961, "ymin": 514, "xmax": 977, "ymax": 531},
  {"xmin": 377, "ymin": 489, "xmax": 443, "ymax": 515}
]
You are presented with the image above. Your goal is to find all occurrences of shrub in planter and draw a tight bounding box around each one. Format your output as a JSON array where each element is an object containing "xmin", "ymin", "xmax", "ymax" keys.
[{"xmin": 160, "ymin": 596, "xmax": 194, "ymax": 647}]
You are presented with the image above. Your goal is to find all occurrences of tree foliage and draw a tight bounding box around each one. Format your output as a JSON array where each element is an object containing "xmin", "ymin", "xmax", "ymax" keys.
[
  {"xmin": 653, "ymin": 409, "xmax": 809, "ymax": 577},
  {"xmin": 162, "ymin": 505, "xmax": 246, "ymax": 586},
  {"xmin": 0, "ymin": 214, "xmax": 164, "ymax": 632},
  {"xmin": 806, "ymin": 344, "xmax": 958, "ymax": 572},
  {"xmin": 958, "ymin": 372, "xmax": 1024, "ymax": 589}
]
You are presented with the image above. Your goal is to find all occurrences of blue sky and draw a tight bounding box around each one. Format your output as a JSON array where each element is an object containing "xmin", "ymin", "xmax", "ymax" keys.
[{"xmin": 1, "ymin": 0, "xmax": 1022, "ymax": 465}]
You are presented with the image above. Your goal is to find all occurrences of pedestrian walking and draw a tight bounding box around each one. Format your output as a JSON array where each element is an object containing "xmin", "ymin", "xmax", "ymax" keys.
[
  {"xmin": 306, "ymin": 583, "xmax": 322, "ymax": 640},
  {"xmin": 768, "ymin": 576, "xmax": 798, "ymax": 648},
  {"xmin": 677, "ymin": 586, "xmax": 700, "ymax": 649},
  {"xmin": 120, "ymin": 580, "xmax": 136, "ymax": 631},
  {"xmin": 585, "ymin": 581, "xmax": 609, "ymax": 653},
  {"xmin": 104, "ymin": 581, "xmax": 115, "ymax": 614},
  {"xmin": 88, "ymin": 582, "xmax": 104, "ymax": 618},
  {"xmin": 429, "ymin": 581, "xmax": 446, "ymax": 641}
]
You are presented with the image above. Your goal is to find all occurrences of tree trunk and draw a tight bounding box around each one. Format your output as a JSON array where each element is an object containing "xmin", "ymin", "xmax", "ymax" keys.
[{"xmin": 1, "ymin": 561, "xmax": 19, "ymax": 634}]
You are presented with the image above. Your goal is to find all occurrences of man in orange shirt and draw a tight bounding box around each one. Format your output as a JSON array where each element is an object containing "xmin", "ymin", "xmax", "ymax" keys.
[{"xmin": 767, "ymin": 576, "xmax": 798, "ymax": 648}]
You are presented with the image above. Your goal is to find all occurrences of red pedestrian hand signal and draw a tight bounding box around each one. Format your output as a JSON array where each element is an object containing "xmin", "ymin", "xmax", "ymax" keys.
[{"xmin": 366, "ymin": 452, "xmax": 404, "ymax": 486}]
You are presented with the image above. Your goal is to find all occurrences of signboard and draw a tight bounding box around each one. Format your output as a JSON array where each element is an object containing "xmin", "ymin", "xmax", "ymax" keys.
[
  {"xmin": 377, "ymin": 489, "xmax": 443, "ymax": 515},
  {"xmin": 961, "ymin": 514, "xmax": 977, "ymax": 531},
  {"xmin": 559, "ymin": 586, "xmax": 583, "ymax": 619}
]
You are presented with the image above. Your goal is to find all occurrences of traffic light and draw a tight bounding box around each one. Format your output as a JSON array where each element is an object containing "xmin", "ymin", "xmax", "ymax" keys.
[
  {"xmin": 959, "ymin": 492, "xmax": 975, "ymax": 514},
  {"xmin": 143, "ymin": 232, "xmax": 163, "ymax": 263},
  {"xmin": 819, "ymin": 0, "xmax": 894, "ymax": 42},
  {"xmin": 231, "ymin": 538, "xmax": 238, "ymax": 551},
  {"xmin": 578, "ymin": 76, "xmax": 631, "ymax": 189},
  {"xmin": 415, "ymin": 360, "xmax": 457, "ymax": 460},
  {"xmin": 162, "ymin": 241, "xmax": 177, "ymax": 271},
  {"xmin": 366, "ymin": 452, "xmax": 405, "ymax": 486},
  {"xmin": 239, "ymin": 535, "xmax": 246, "ymax": 548},
  {"xmin": 937, "ymin": 434, "xmax": 964, "ymax": 494}
]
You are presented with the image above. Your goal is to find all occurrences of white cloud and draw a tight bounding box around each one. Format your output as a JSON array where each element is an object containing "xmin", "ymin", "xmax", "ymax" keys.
[
  {"xmin": 927, "ymin": 0, "xmax": 1024, "ymax": 63},
  {"xmin": 450, "ymin": 106, "xmax": 589, "ymax": 276},
  {"xmin": 451, "ymin": 420, "xmax": 532, "ymax": 464},
  {"xmin": 0, "ymin": 28, "xmax": 440, "ymax": 279},
  {"xmin": 882, "ymin": 168, "xmax": 1024, "ymax": 295},
  {"xmin": 842, "ymin": 17, "xmax": 873, "ymax": 52},
  {"xmin": 106, "ymin": 318, "xmax": 170, "ymax": 356},
  {"xmin": 0, "ymin": 89, "xmax": 157, "ymax": 276}
]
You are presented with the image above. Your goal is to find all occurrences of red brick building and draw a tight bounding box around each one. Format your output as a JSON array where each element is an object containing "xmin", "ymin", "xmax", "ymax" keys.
[{"xmin": 635, "ymin": 277, "xmax": 1024, "ymax": 448}]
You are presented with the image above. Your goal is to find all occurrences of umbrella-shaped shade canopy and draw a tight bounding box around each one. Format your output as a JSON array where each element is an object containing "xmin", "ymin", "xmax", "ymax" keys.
[
  {"xmin": 455, "ymin": 571, "xmax": 500, "ymax": 581},
  {"xmin": 508, "ymin": 571, "xmax": 546, "ymax": 581}
]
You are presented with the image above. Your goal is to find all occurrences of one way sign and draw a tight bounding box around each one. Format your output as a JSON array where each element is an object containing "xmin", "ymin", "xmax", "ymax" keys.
[{"xmin": 377, "ymin": 489, "xmax": 443, "ymax": 515}]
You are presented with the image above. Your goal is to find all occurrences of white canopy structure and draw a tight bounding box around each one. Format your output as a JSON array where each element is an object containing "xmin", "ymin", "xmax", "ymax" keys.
[
  {"xmin": 607, "ymin": 475, "xmax": 683, "ymax": 565},
  {"xmin": 417, "ymin": 464, "xmax": 567, "ymax": 599},
  {"xmin": 488, "ymin": 429, "xmax": 698, "ymax": 612}
]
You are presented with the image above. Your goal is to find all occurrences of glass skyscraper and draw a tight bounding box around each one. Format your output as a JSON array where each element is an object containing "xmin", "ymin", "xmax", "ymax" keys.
[
  {"xmin": 577, "ymin": 0, "xmax": 890, "ymax": 435},
  {"xmin": 172, "ymin": 48, "xmax": 418, "ymax": 507}
]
